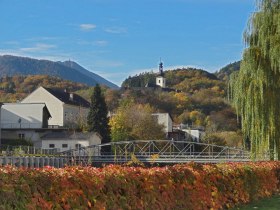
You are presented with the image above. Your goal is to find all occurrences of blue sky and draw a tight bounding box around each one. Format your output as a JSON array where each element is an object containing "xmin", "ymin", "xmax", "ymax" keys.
[{"xmin": 0, "ymin": 0, "xmax": 255, "ymax": 86}]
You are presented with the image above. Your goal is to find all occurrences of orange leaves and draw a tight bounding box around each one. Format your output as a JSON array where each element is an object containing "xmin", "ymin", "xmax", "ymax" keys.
[{"xmin": 0, "ymin": 162, "xmax": 279, "ymax": 209}]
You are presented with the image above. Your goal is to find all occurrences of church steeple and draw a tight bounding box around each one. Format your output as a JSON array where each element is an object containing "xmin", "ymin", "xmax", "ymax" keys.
[
  {"xmin": 156, "ymin": 59, "xmax": 166, "ymax": 88},
  {"xmin": 159, "ymin": 59, "xmax": 164, "ymax": 76}
]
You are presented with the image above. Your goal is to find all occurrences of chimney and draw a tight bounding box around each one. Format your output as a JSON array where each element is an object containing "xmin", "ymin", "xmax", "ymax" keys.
[{"xmin": 70, "ymin": 93, "xmax": 74, "ymax": 101}]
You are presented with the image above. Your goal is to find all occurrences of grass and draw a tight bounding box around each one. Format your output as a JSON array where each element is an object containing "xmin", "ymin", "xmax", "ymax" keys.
[{"xmin": 232, "ymin": 194, "xmax": 280, "ymax": 210}]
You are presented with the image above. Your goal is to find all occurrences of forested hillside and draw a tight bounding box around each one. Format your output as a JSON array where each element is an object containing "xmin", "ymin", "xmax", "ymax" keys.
[
  {"xmin": 118, "ymin": 67, "xmax": 242, "ymax": 147},
  {"xmin": 216, "ymin": 61, "xmax": 241, "ymax": 81},
  {"xmin": 120, "ymin": 68, "xmax": 229, "ymax": 122},
  {"xmin": 0, "ymin": 75, "xmax": 89, "ymax": 102}
]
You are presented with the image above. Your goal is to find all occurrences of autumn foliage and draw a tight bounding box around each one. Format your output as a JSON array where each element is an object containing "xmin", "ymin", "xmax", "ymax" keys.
[{"xmin": 0, "ymin": 162, "xmax": 279, "ymax": 209}]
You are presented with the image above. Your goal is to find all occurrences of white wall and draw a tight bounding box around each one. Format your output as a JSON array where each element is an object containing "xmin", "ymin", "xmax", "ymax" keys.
[
  {"xmin": 156, "ymin": 76, "xmax": 166, "ymax": 88},
  {"xmin": 63, "ymin": 104, "xmax": 89, "ymax": 128},
  {"xmin": 1, "ymin": 104, "xmax": 45, "ymax": 129},
  {"xmin": 152, "ymin": 113, "xmax": 173, "ymax": 133},
  {"xmin": 88, "ymin": 132, "xmax": 102, "ymax": 145},
  {"xmin": 182, "ymin": 129, "xmax": 205, "ymax": 142},
  {"xmin": 1, "ymin": 130, "xmax": 42, "ymax": 145},
  {"xmin": 42, "ymin": 139, "xmax": 89, "ymax": 152},
  {"xmin": 21, "ymin": 87, "xmax": 64, "ymax": 126},
  {"xmin": 41, "ymin": 132, "xmax": 101, "ymax": 152}
]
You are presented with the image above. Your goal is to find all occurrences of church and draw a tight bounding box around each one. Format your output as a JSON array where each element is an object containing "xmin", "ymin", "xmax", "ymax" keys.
[{"xmin": 145, "ymin": 61, "xmax": 180, "ymax": 92}]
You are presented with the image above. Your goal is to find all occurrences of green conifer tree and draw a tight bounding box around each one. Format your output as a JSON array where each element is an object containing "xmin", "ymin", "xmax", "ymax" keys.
[{"xmin": 87, "ymin": 84, "xmax": 111, "ymax": 149}]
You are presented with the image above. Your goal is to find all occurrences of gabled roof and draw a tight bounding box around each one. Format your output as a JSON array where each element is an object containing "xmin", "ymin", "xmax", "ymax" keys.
[
  {"xmin": 152, "ymin": 112, "xmax": 173, "ymax": 121},
  {"xmin": 41, "ymin": 131, "xmax": 99, "ymax": 140},
  {"xmin": 43, "ymin": 87, "xmax": 90, "ymax": 108}
]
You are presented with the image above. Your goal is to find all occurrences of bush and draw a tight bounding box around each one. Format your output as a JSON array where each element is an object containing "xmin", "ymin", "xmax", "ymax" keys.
[{"xmin": 0, "ymin": 162, "xmax": 279, "ymax": 209}]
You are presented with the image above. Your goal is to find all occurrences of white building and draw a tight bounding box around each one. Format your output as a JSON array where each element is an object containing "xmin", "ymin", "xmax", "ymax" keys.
[
  {"xmin": 156, "ymin": 76, "xmax": 166, "ymax": 88},
  {"xmin": 1, "ymin": 103, "xmax": 51, "ymax": 129},
  {"xmin": 182, "ymin": 128, "xmax": 205, "ymax": 142},
  {"xmin": 21, "ymin": 86, "xmax": 90, "ymax": 128},
  {"xmin": 41, "ymin": 131, "xmax": 101, "ymax": 152},
  {"xmin": 152, "ymin": 113, "xmax": 173, "ymax": 133},
  {"xmin": 156, "ymin": 61, "xmax": 166, "ymax": 88},
  {"xmin": 1, "ymin": 103, "xmax": 52, "ymax": 146}
]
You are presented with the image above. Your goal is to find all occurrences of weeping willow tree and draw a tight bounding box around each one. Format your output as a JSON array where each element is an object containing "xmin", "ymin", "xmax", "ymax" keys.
[{"xmin": 231, "ymin": 0, "xmax": 280, "ymax": 160}]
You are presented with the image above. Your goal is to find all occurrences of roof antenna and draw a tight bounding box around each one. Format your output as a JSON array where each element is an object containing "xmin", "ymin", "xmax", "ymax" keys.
[{"xmin": 69, "ymin": 58, "xmax": 72, "ymax": 68}]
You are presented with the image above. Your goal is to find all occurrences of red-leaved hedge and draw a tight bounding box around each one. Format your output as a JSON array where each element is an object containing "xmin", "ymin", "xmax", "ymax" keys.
[{"xmin": 0, "ymin": 162, "xmax": 279, "ymax": 209}]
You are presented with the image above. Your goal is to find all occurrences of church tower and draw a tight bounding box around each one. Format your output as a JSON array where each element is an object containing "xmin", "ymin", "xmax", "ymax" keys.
[{"xmin": 156, "ymin": 60, "xmax": 166, "ymax": 88}]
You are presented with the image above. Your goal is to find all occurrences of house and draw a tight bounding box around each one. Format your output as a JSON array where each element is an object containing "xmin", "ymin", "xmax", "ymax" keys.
[
  {"xmin": 168, "ymin": 129, "xmax": 186, "ymax": 141},
  {"xmin": 1, "ymin": 103, "xmax": 52, "ymax": 146},
  {"xmin": 21, "ymin": 86, "xmax": 90, "ymax": 128},
  {"xmin": 170, "ymin": 124, "xmax": 205, "ymax": 142},
  {"xmin": 152, "ymin": 113, "xmax": 173, "ymax": 133},
  {"xmin": 41, "ymin": 131, "xmax": 101, "ymax": 152},
  {"xmin": 182, "ymin": 128, "xmax": 205, "ymax": 142},
  {"xmin": 1, "ymin": 103, "xmax": 51, "ymax": 129}
]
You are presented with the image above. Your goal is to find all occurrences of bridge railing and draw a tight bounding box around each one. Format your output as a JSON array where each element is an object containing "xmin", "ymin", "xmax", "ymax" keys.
[
  {"xmin": 60, "ymin": 140, "xmax": 251, "ymax": 164},
  {"xmin": 0, "ymin": 145, "xmax": 59, "ymax": 156}
]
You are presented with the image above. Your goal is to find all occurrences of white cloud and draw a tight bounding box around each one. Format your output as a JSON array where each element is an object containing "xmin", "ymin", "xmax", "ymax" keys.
[
  {"xmin": 77, "ymin": 40, "xmax": 108, "ymax": 47},
  {"xmin": 94, "ymin": 40, "xmax": 108, "ymax": 46},
  {"xmin": 25, "ymin": 37, "xmax": 62, "ymax": 41},
  {"xmin": 20, "ymin": 43, "xmax": 56, "ymax": 52},
  {"xmin": 80, "ymin": 24, "xmax": 96, "ymax": 31},
  {"xmin": 104, "ymin": 26, "xmax": 127, "ymax": 34}
]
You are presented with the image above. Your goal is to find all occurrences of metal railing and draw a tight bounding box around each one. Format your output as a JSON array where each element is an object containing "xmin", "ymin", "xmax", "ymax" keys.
[
  {"xmin": 1, "ymin": 123, "xmax": 42, "ymax": 129},
  {"xmin": 60, "ymin": 140, "xmax": 251, "ymax": 165},
  {"xmin": 0, "ymin": 145, "xmax": 59, "ymax": 156}
]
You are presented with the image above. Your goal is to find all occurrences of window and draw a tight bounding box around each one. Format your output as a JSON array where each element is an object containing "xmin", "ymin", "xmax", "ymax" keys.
[
  {"xmin": 49, "ymin": 144, "xmax": 55, "ymax": 148},
  {"xmin": 62, "ymin": 144, "xmax": 68, "ymax": 148},
  {"xmin": 75, "ymin": 144, "xmax": 81, "ymax": 149},
  {"xmin": 18, "ymin": 133, "xmax": 25, "ymax": 139}
]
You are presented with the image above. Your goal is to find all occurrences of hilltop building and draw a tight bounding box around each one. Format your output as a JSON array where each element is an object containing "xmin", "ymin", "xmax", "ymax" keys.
[
  {"xmin": 156, "ymin": 61, "xmax": 166, "ymax": 88},
  {"xmin": 145, "ymin": 61, "xmax": 180, "ymax": 93}
]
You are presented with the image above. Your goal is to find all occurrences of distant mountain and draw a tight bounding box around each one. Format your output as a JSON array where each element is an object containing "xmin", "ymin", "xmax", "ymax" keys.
[
  {"xmin": 216, "ymin": 61, "xmax": 241, "ymax": 81},
  {"xmin": 60, "ymin": 60, "xmax": 118, "ymax": 89},
  {"xmin": 0, "ymin": 55, "xmax": 118, "ymax": 89}
]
